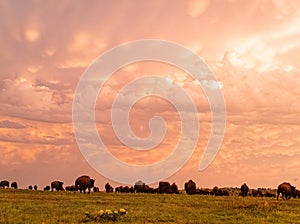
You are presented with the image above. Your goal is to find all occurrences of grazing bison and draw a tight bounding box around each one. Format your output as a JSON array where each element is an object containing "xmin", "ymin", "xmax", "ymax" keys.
[
  {"xmin": 241, "ymin": 183, "xmax": 249, "ymax": 197},
  {"xmin": 75, "ymin": 175, "xmax": 95, "ymax": 194},
  {"xmin": 105, "ymin": 182, "xmax": 113, "ymax": 192},
  {"xmin": 158, "ymin": 181, "xmax": 171, "ymax": 194},
  {"xmin": 277, "ymin": 182, "xmax": 296, "ymax": 200},
  {"xmin": 184, "ymin": 180, "xmax": 196, "ymax": 195},
  {"xmin": 11, "ymin": 181, "xmax": 18, "ymax": 189},
  {"xmin": 51, "ymin": 181, "xmax": 64, "ymax": 192},
  {"xmin": 44, "ymin": 186, "xmax": 50, "ymax": 191},
  {"xmin": 293, "ymin": 189, "xmax": 300, "ymax": 199},
  {"xmin": 251, "ymin": 189, "xmax": 263, "ymax": 197},
  {"xmin": 0, "ymin": 180, "xmax": 9, "ymax": 188},
  {"xmin": 66, "ymin": 185, "xmax": 76, "ymax": 191},
  {"xmin": 197, "ymin": 188, "xmax": 211, "ymax": 195},
  {"xmin": 93, "ymin": 187, "xmax": 100, "ymax": 192},
  {"xmin": 116, "ymin": 185, "xmax": 133, "ymax": 193},
  {"xmin": 264, "ymin": 191, "xmax": 276, "ymax": 198}
]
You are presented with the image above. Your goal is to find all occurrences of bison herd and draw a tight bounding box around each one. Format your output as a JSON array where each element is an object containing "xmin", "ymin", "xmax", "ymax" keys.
[
  {"xmin": 1, "ymin": 177, "xmax": 299, "ymax": 200},
  {"xmin": 239, "ymin": 182, "xmax": 300, "ymax": 200}
]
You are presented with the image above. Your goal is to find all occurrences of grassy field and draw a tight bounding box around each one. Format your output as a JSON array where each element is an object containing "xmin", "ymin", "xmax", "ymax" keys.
[{"xmin": 1, "ymin": 189, "xmax": 300, "ymax": 224}]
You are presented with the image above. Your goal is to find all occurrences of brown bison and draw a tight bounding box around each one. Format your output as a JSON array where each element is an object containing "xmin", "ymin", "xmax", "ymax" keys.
[
  {"xmin": 93, "ymin": 187, "xmax": 100, "ymax": 192},
  {"xmin": 66, "ymin": 185, "xmax": 76, "ymax": 191},
  {"xmin": 251, "ymin": 189, "xmax": 263, "ymax": 197},
  {"xmin": 51, "ymin": 181, "xmax": 64, "ymax": 192},
  {"xmin": 44, "ymin": 186, "xmax": 50, "ymax": 191},
  {"xmin": 134, "ymin": 180, "xmax": 146, "ymax": 193},
  {"xmin": 75, "ymin": 175, "xmax": 95, "ymax": 194},
  {"xmin": 34, "ymin": 185, "xmax": 38, "ymax": 190},
  {"xmin": 0, "ymin": 180, "xmax": 9, "ymax": 188},
  {"xmin": 11, "ymin": 181, "xmax": 18, "ymax": 189},
  {"xmin": 170, "ymin": 183, "xmax": 179, "ymax": 194},
  {"xmin": 158, "ymin": 181, "xmax": 171, "ymax": 194},
  {"xmin": 122, "ymin": 186, "xmax": 130, "ymax": 193},
  {"xmin": 105, "ymin": 182, "xmax": 114, "ymax": 192},
  {"xmin": 143, "ymin": 185, "xmax": 155, "ymax": 193},
  {"xmin": 197, "ymin": 188, "xmax": 211, "ymax": 195},
  {"xmin": 293, "ymin": 189, "xmax": 300, "ymax": 199},
  {"xmin": 28, "ymin": 185, "xmax": 33, "ymax": 190},
  {"xmin": 264, "ymin": 191, "xmax": 276, "ymax": 198},
  {"xmin": 212, "ymin": 186, "xmax": 219, "ymax": 196},
  {"xmin": 277, "ymin": 182, "xmax": 296, "ymax": 200},
  {"xmin": 241, "ymin": 183, "xmax": 249, "ymax": 197},
  {"xmin": 184, "ymin": 180, "xmax": 196, "ymax": 195},
  {"xmin": 116, "ymin": 185, "xmax": 133, "ymax": 193},
  {"xmin": 115, "ymin": 186, "xmax": 123, "ymax": 193},
  {"xmin": 222, "ymin": 189, "xmax": 230, "ymax": 196}
]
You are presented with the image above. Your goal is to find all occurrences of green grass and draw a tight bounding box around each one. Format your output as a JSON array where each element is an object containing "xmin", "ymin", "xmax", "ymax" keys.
[{"xmin": 1, "ymin": 189, "xmax": 300, "ymax": 223}]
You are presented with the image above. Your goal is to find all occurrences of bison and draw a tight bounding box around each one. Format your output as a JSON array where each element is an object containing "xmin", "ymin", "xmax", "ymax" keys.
[
  {"xmin": 170, "ymin": 183, "xmax": 179, "ymax": 194},
  {"xmin": 105, "ymin": 182, "xmax": 113, "ymax": 192},
  {"xmin": 34, "ymin": 185, "xmax": 38, "ymax": 190},
  {"xmin": 66, "ymin": 185, "xmax": 76, "ymax": 191},
  {"xmin": 11, "ymin": 181, "xmax": 18, "ymax": 189},
  {"xmin": 158, "ymin": 181, "xmax": 171, "ymax": 194},
  {"xmin": 134, "ymin": 180, "xmax": 146, "ymax": 193},
  {"xmin": 123, "ymin": 186, "xmax": 130, "ymax": 193},
  {"xmin": 251, "ymin": 189, "xmax": 263, "ymax": 197},
  {"xmin": 241, "ymin": 183, "xmax": 249, "ymax": 197},
  {"xmin": 51, "ymin": 181, "xmax": 64, "ymax": 192},
  {"xmin": 93, "ymin": 187, "xmax": 100, "ymax": 192},
  {"xmin": 115, "ymin": 186, "xmax": 123, "ymax": 193},
  {"xmin": 293, "ymin": 189, "xmax": 300, "ymax": 199},
  {"xmin": 28, "ymin": 185, "xmax": 33, "ymax": 190},
  {"xmin": 0, "ymin": 180, "xmax": 9, "ymax": 188},
  {"xmin": 264, "ymin": 191, "xmax": 276, "ymax": 198},
  {"xmin": 75, "ymin": 175, "xmax": 95, "ymax": 194},
  {"xmin": 184, "ymin": 180, "xmax": 196, "ymax": 195},
  {"xmin": 116, "ymin": 186, "xmax": 133, "ymax": 193},
  {"xmin": 222, "ymin": 189, "xmax": 230, "ymax": 196},
  {"xmin": 277, "ymin": 182, "xmax": 296, "ymax": 200},
  {"xmin": 44, "ymin": 186, "xmax": 50, "ymax": 191},
  {"xmin": 212, "ymin": 186, "xmax": 219, "ymax": 196},
  {"xmin": 197, "ymin": 188, "xmax": 211, "ymax": 195}
]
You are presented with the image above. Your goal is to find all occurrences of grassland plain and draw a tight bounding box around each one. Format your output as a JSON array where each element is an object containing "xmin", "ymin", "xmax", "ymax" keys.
[{"xmin": 1, "ymin": 189, "xmax": 300, "ymax": 224}]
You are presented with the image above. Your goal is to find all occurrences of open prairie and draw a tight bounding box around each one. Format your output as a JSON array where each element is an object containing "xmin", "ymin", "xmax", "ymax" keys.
[{"xmin": 1, "ymin": 189, "xmax": 300, "ymax": 224}]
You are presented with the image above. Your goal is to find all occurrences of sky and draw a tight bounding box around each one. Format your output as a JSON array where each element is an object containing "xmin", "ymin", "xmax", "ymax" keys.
[{"xmin": 1, "ymin": 0, "xmax": 300, "ymax": 189}]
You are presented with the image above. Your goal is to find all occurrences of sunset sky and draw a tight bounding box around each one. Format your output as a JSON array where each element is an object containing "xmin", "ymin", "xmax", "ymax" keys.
[{"xmin": 1, "ymin": 0, "xmax": 300, "ymax": 190}]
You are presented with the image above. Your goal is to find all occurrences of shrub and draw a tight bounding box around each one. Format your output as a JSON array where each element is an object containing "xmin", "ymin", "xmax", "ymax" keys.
[{"xmin": 83, "ymin": 208, "xmax": 127, "ymax": 222}]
